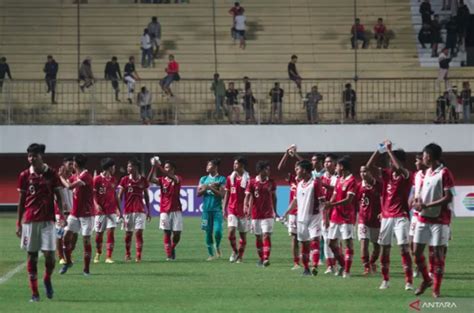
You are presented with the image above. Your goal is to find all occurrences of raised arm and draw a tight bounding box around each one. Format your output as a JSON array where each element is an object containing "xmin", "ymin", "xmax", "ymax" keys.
[{"xmin": 384, "ymin": 140, "xmax": 409, "ymax": 178}]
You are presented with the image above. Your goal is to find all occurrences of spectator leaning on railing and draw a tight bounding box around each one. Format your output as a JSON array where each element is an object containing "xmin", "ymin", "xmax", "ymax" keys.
[
  {"xmin": 79, "ymin": 57, "xmax": 95, "ymax": 92},
  {"xmin": 160, "ymin": 54, "xmax": 180, "ymax": 98},
  {"xmin": 303, "ymin": 86, "xmax": 323, "ymax": 124},
  {"xmin": 342, "ymin": 83, "xmax": 357, "ymax": 121},
  {"xmin": 0, "ymin": 57, "xmax": 12, "ymax": 93},
  {"xmin": 148, "ymin": 16, "xmax": 162, "ymax": 59},
  {"xmin": 269, "ymin": 82, "xmax": 284, "ymax": 124},
  {"xmin": 211, "ymin": 73, "xmax": 227, "ymax": 120},
  {"xmin": 104, "ymin": 56, "xmax": 123, "ymax": 102},
  {"xmin": 137, "ymin": 86, "xmax": 153, "ymax": 125},
  {"xmin": 43, "ymin": 55, "xmax": 58, "ymax": 104},
  {"xmin": 461, "ymin": 81, "xmax": 471, "ymax": 123},
  {"xmin": 226, "ymin": 82, "xmax": 240, "ymax": 124},
  {"xmin": 124, "ymin": 56, "xmax": 141, "ymax": 104}
]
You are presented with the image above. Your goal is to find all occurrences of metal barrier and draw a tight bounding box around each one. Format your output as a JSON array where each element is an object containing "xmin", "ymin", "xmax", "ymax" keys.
[{"xmin": 0, "ymin": 78, "xmax": 471, "ymax": 125}]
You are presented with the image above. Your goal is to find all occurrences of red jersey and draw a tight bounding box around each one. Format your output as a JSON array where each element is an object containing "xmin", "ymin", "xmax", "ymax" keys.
[
  {"xmin": 166, "ymin": 60, "xmax": 179, "ymax": 74},
  {"xmin": 225, "ymin": 174, "xmax": 248, "ymax": 217},
  {"xmin": 70, "ymin": 170, "xmax": 94, "ymax": 218},
  {"xmin": 288, "ymin": 174, "xmax": 298, "ymax": 215},
  {"xmin": 246, "ymin": 177, "xmax": 276, "ymax": 219},
  {"xmin": 93, "ymin": 174, "xmax": 118, "ymax": 215},
  {"xmin": 17, "ymin": 165, "xmax": 62, "ymax": 223},
  {"xmin": 374, "ymin": 24, "xmax": 386, "ymax": 34},
  {"xmin": 356, "ymin": 180, "xmax": 382, "ymax": 228},
  {"xmin": 381, "ymin": 169, "xmax": 412, "ymax": 218},
  {"xmin": 321, "ymin": 172, "xmax": 337, "ymax": 201},
  {"xmin": 119, "ymin": 175, "xmax": 149, "ymax": 214},
  {"xmin": 157, "ymin": 175, "xmax": 182, "ymax": 213},
  {"xmin": 330, "ymin": 174, "xmax": 357, "ymax": 224},
  {"xmin": 351, "ymin": 24, "xmax": 365, "ymax": 33}
]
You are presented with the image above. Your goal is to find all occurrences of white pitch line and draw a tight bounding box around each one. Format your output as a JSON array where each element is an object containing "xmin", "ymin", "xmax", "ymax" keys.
[{"xmin": 0, "ymin": 261, "xmax": 27, "ymax": 285}]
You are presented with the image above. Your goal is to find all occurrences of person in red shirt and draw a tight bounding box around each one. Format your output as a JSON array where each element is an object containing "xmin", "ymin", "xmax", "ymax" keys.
[
  {"xmin": 160, "ymin": 54, "xmax": 180, "ymax": 97},
  {"xmin": 59, "ymin": 154, "xmax": 94, "ymax": 276},
  {"xmin": 351, "ymin": 18, "xmax": 368, "ymax": 49},
  {"xmin": 93, "ymin": 158, "xmax": 121, "ymax": 264},
  {"xmin": 356, "ymin": 165, "xmax": 382, "ymax": 276},
  {"xmin": 244, "ymin": 160, "xmax": 277, "ymax": 267},
  {"xmin": 17, "ymin": 143, "xmax": 64, "ymax": 302},
  {"xmin": 325, "ymin": 156, "xmax": 357, "ymax": 278},
  {"xmin": 367, "ymin": 140, "xmax": 414, "ymax": 291},
  {"xmin": 373, "ymin": 18, "xmax": 389, "ymax": 49},
  {"xmin": 118, "ymin": 158, "xmax": 151, "ymax": 263},
  {"xmin": 223, "ymin": 156, "xmax": 251, "ymax": 263},
  {"xmin": 413, "ymin": 143, "xmax": 455, "ymax": 298},
  {"xmin": 147, "ymin": 158, "xmax": 183, "ymax": 261}
]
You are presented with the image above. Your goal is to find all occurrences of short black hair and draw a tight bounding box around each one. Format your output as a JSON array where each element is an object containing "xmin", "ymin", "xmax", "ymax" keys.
[
  {"xmin": 234, "ymin": 2, "xmax": 240, "ymax": 6},
  {"xmin": 163, "ymin": 160, "xmax": 176, "ymax": 170},
  {"xmin": 291, "ymin": 54, "xmax": 298, "ymax": 59},
  {"xmin": 345, "ymin": 83, "xmax": 351, "ymax": 88},
  {"xmin": 152, "ymin": 16, "xmax": 157, "ymax": 21},
  {"xmin": 234, "ymin": 156, "xmax": 248, "ymax": 168},
  {"xmin": 112, "ymin": 56, "xmax": 117, "ymax": 61},
  {"xmin": 423, "ymin": 143, "xmax": 442, "ymax": 161},
  {"xmin": 208, "ymin": 159, "xmax": 221, "ymax": 167},
  {"xmin": 325, "ymin": 153, "xmax": 338, "ymax": 162},
  {"xmin": 337, "ymin": 155, "xmax": 352, "ymax": 171},
  {"xmin": 101, "ymin": 157, "xmax": 115, "ymax": 171},
  {"xmin": 415, "ymin": 153, "xmax": 423, "ymax": 160},
  {"xmin": 129, "ymin": 56, "xmax": 134, "ymax": 61},
  {"xmin": 27, "ymin": 143, "xmax": 46, "ymax": 154},
  {"xmin": 47, "ymin": 55, "xmax": 53, "ymax": 59},
  {"xmin": 256, "ymin": 160, "xmax": 270, "ymax": 172},
  {"xmin": 63, "ymin": 156, "xmax": 73, "ymax": 163},
  {"xmin": 74, "ymin": 154, "xmax": 88, "ymax": 168},
  {"xmin": 313, "ymin": 153, "xmax": 326, "ymax": 161},
  {"xmin": 393, "ymin": 149, "xmax": 407, "ymax": 163},
  {"xmin": 0, "ymin": 57, "xmax": 6, "ymax": 62},
  {"xmin": 128, "ymin": 157, "xmax": 142, "ymax": 171},
  {"xmin": 296, "ymin": 160, "xmax": 312, "ymax": 172}
]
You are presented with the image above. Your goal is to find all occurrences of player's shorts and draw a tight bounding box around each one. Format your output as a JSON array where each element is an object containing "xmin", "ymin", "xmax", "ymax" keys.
[
  {"xmin": 413, "ymin": 222, "xmax": 450, "ymax": 246},
  {"xmin": 358, "ymin": 224, "xmax": 380, "ymax": 242},
  {"xmin": 124, "ymin": 212, "xmax": 147, "ymax": 232},
  {"xmin": 287, "ymin": 214, "xmax": 297, "ymax": 235},
  {"xmin": 160, "ymin": 211, "xmax": 183, "ymax": 232},
  {"xmin": 251, "ymin": 218, "xmax": 274, "ymax": 235},
  {"xmin": 321, "ymin": 219, "xmax": 330, "ymax": 240},
  {"xmin": 21, "ymin": 221, "xmax": 56, "ymax": 252},
  {"xmin": 201, "ymin": 210, "xmax": 223, "ymax": 232},
  {"xmin": 94, "ymin": 214, "xmax": 118, "ymax": 233},
  {"xmin": 55, "ymin": 214, "xmax": 65, "ymax": 239},
  {"xmin": 409, "ymin": 215, "xmax": 418, "ymax": 237},
  {"xmin": 328, "ymin": 222, "xmax": 354, "ymax": 240},
  {"xmin": 377, "ymin": 217, "xmax": 409, "ymax": 246},
  {"xmin": 65, "ymin": 215, "xmax": 93, "ymax": 236},
  {"xmin": 227, "ymin": 214, "xmax": 250, "ymax": 233},
  {"xmin": 297, "ymin": 213, "xmax": 322, "ymax": 242}
]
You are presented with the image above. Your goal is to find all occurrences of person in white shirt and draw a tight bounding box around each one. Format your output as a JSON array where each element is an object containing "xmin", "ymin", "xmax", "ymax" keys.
[
  {"xmin": 234, "ymin": 12, "xmax": 247, "ymax": 49},
  {"xmin": 137, "ymin": 86, "xmax": 152, "ymax": 125},
  {"xmin": 140, "ymin": 29, "xmax": 153, "ymax": 68}
]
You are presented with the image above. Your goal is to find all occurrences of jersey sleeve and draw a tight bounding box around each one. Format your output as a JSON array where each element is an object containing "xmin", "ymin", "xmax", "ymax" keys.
[
  {"xmin": 245, "ymin": 180, "xmax": 254, "ymax": 194},
  {"xmin": 198, "ymin": 176, "xmax": 206, "ymax": 187},
  {"xmin": 93, "ymin": 176, "xmax": 100, "ymax": 191},
  {"xmin": 442, "ymin": 168, "xmax": 455, "ymax": 191},
  {"xmin": 17, "ymin": 171, "xmax": 27, "ymax": 192},
  {"xmin": 218, "ymin": 176, "xmax": 226, "ymax": 187},
  {"xmin": 347, "ymin": 178, "xmax": 357, "ymax": 195},
  {"xmin": 315, "ymin": 179, "xmax": 325, "ymax": 200},
  {"xmin": 118, "ymin": 176, "xmax": 126, "ymax": 189}
]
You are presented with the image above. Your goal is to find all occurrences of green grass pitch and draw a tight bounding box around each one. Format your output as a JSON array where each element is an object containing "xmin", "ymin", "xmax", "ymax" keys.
[{"xmin": 0, "ymin": 213, "xmax": 473, "ymax": 313}]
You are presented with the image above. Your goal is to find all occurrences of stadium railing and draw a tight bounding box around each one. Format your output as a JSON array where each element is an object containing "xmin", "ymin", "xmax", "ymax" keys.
[{"xmin": 0, "ymin": 77, "xmax": 471, "ymax": 125}]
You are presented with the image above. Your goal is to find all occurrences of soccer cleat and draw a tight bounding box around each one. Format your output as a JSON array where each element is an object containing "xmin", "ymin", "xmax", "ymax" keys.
[
  {"xmin": 235, "ymin": 258, "xmax": 243, "ymax": 264},
  {"xmin": 83, "ymin": 270, "xmax": 90, "ymax": 277},
  {"xmin": 363, "ymin": 267, "xmax": 371, "ymax": 276},
  {"xmin": 413, "ymin": 270, "xmax": 419, "ymax": 278},
  {"xmin": 263, "ymin": 260, "xmax": 271, "ymax": 267},
  {"xmin": 44, "ymin": 280, "xmax": 53, "ymax": 299},
  {"xmin": 302, "ymin": 269, "xmax": 312, "ymax": 276},
  {"xmin": 379, "ymin": 280, "xmax": 390, "ymax": 290},
  {"xmin": 432, "ymin": 291, "xmax": 440, "ymax": 298},
  {"xmin": 370, "ymin": 263, "xmax": 377, "ymax": 273},
  {"xmin": 59, "ymin": 258, "xmax": 66, "ymax": 265},
  {"xmin": 429, "ymin": 272, "xmax": 434, "ymax": 279},
  {"xmin": 93, "ymin": 253, "xmax": 101, "ymax": 264},
  {"xmin": 291, "ymin": 264, "xmax": 301, "ymax": 270},
  {"xmin": 405, "ymin": 283, "xmax": 414, "ymax": 291},
  {"xmin": 335, "ymin": 267, "xmax": 344, "ymax": 277},
  {"xmin": 206, "ymin": 256, "xmax": 215, "ymax": 261},
  {"xmin": 342, "ymin": 271, "xmax": 351, "ymax": 278},
  {"xmin": 318, "ymin": 259, "xmax": 324, "ymax": 266},
  {"xmin": 229, "ymin": 252, "xmax": 238, "ymax": 263},
  {"xmin": 105, "ymin": 258, "xmax": 115, "ymax": 264},
  {"xmin": 216, "ymin": 248, "xmax": 222, "ymax": 258},
  {"xmin": 256, "ymin": 260, "xmax": 264, "ymax": 267},
  {"xmin": 59, "ymin": 263, "xmax": 73, "ymax": 275},
  {"xmin": 324, "ymin": 266, "xmax": 335, "ymax": 274},
  {"xmin": 415, "ymin": 280, "xmax": 433, "ymax": 296},
  {"xmin": 29, "ymin": 295, "xmax": 40, "ymax": 302},
  {"xmin": 135, "ymin": 257, "xmax": 141, "ymax": 263},
  {"xmin": 311, "ymin": 267, "xmax": 318, "ymax": 276},
  {"xmin": 124, "ymin": 255, "xmax": 132, "ymax": 262}
]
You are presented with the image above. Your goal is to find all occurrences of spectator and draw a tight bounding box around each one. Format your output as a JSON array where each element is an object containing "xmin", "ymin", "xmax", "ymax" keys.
[
  {"xmin": 229, "ymin": 2, "xmax": 245, "ymax": 41},
  {"xmin": 461, "ymin": 81, "xmax": 472, "ymax": 123},
  {"xmin": 456, "ymin": 0, "xmax": 470, "ymax": 49},
  {"xmin": 124, "ymin": 56, "xmax": 141, "ymax": 104},
  {"xmin": 160, "ymin": 54, "xmax": 180, "ymax": 97},
  {"xmin": 147, "ymin": 16, "xmax": 162, "ymax": 59},
  {"xmin": 435, "ymin": 91, "xmax": 449, "ymax": 123},
  {"xmin": 234, "ymin": 11, "xmax": 246, "ymax": 49},
  {"xmin": 442, "ymin": 0, "xmax": 452, "ymax": 11},
  {"xmin": 419, "ymin": 0, "xmax": 434, "ymax": 26},
  {"xmin": 342, "ymin": 83, "xmax": 357, "ymax": 121},
  {"xmin": 288, "ymin": 55, "xmax": 302, "ymax": 97},
  {"xmin": 445, "ymin": 16, "xmax": 458, "ymax": 57},
  {"xmin": 43, "ymin": 55, "xmax": 58, "ymax": 104},
  {"xmin": 418, "ymin": 23, "xmax": 433, "ymax": 48},
  {"xmin": 225, "ymin": 82, "xmax": 240, "ymax": 124},
  {"xmin": 243, "ymin": 88, "xmax": 256, "ymax": 124},
  {"xmin": 303, "ymin": 85, "xmax": 323, "ymax": 124},
  {"xmin": 104, "ymin": 56, "xmax": 122, "ymax": 102},
  {"xmin": 269, "ymin": 82, "xmax": 284, "ymax": 124},
  {"xmin": 79, "ymin": 57, "xmax": 94, "ymax": 92},
  {"xmin": 211, "ymin": 73, "xmax": 227, "ymax": 120},
  {"xmin": 351, "ymin": 18, "xmax": 368, "ymax": 49},
  {"xmin": 0, "ymin": 57, "xmax": 12, "ymax": 93},
  {"xmin": 438, "ymin": 48, "xmax": 451, "ymax": 90},
  {"xmin": 374, "ymin": 18, "xmax": 389, "ymax": 49},
  {"xmin": 140, "ymin": 28, "xmax": 153, "ymax": 68},
  {"xmin": 431, "ymin": 15, "xmax": 442, "ymax": 57},
  {"xmin": 137, "ymin": 86, "xmax": 153, "ymax": 125},
  {"xmin": 243, "ymin": 76, "xmax": 251, "ymax": 92},
  {"xmin": 447, "ymin": 86, "xmax": 459, "ymax": 123}
]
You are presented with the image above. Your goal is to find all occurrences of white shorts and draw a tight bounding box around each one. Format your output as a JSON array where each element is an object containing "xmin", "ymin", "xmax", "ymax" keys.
[
  {"xmin": 94, "ymin": 214, "xmax": 118, "ymax": 233},
  {"xmin": 152, "ymin": 37, "xmax": 161, "ymax": 46},
  {"xmin": 65, "ymin": 215, "xmax": 94, "ymax": 236},
  {"xmin": 228, "ymin": 214, "xmax": 250, "ymax": 233},
  {"xmin": 377, "ymin": 217, "xmax": 409, "ymax": 246},
  {"xmin": 21, "ymin": 221, "xmax": 56, "ymax": 252},
  {"xmin": 124, "ymin": 212, "xmax": 146, "ymax": 232},
  {"xmin": 413, "ymin": 222, "xmax": 450, "ymax": 247},
  {"xmin": 328, "ymin": 222, "xmax": 354, "ymax": 240},
  {"xmin": 55, "ymin": 214, "xmax": 65, "ymax": 239},
  {"xmin": 251, "ymin": 218, "xmax": 274, "ymax": 235},
  {"xmin": 297, "ymin": 213, "xmax": 322, "ymax": 242},
  {"xmin": 321, "ymin": 220, "xmax": 330, "ymax": 240},
  {"xmin": 287, "ymin": 214, "xmax": 297, "ymax": 235},
  {"xmin": 409, "ymin": 215, "xmax": 418, "ymax": 237},
  {"xmin": 358, "ymin": 224, "xmax": 380, "ymax": 242},
  {"xmin": 160, "ymin": 211, "xmax": 183, "ymax": 231}
]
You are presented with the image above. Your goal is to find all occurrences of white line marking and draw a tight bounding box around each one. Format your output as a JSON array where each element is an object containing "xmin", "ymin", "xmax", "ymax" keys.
[{"xmin": 0, "ymin": 261, "xmax": 27, "ymax": 285}]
